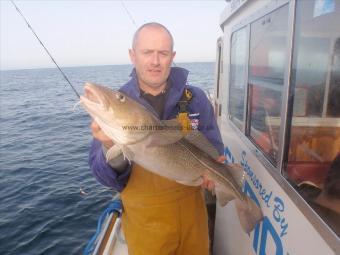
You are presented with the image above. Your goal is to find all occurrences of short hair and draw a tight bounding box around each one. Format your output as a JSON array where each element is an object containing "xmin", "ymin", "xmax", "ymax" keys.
[{"xmin": 132, "ymin": 22, "xmax": 174, "ymax": 51}]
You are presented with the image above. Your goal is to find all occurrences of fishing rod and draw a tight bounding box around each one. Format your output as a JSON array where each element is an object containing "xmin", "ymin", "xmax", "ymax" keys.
[
  {"xmin": 120, "ymin": 0, "xmax": 137, "ymax": 28},
  {"xmin": 10, "ymin": 0, "xmax": 80, "ymax": 99}
]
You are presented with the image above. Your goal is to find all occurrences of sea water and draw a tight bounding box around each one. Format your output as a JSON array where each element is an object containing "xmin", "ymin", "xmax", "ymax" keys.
[{"xmin": 0, "ymin": 62, "xmax": 215, "ymax": 254}]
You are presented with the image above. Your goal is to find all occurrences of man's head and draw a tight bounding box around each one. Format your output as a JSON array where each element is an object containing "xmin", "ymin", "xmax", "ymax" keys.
[{"xmin": 129, "ymin": 22, "xmax": 176, "ymax": 95}]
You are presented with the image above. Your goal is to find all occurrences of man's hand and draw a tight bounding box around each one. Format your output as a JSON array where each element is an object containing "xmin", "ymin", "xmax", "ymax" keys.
[
  {"xmin": 90, "ymin": 120, "xmax": 114, "ymax": 148},
  {"xmin": 201, "ymin": 155, "xmax": 227, "ymax": 191}
]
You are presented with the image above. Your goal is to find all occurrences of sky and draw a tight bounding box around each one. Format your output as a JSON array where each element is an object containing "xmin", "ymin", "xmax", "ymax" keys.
[{"xmin": 0, "ymin": 0, "xmax": 228, "ymax": 70}]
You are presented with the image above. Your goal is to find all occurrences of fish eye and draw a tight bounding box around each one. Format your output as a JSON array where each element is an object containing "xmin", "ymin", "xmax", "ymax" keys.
[{"xmin": 116, "ymin": 93, "xmax": 126, "ymax": 102}]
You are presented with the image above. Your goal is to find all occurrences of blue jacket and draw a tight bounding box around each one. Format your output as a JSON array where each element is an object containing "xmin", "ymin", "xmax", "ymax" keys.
[{"xmin": 89, "ymin": 67, "xmax": 224, "ymax": 191}]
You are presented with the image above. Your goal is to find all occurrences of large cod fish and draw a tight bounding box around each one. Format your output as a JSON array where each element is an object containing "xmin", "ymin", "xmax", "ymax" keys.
[{"xmin": 80, "ymin": 82, "xmax": 263, "ymax": 233}]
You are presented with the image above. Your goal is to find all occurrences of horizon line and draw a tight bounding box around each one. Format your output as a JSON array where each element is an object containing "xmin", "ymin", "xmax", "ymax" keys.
[{"xmin": 0, "ymin": 61, "xmax": 216, "ymax": 72}]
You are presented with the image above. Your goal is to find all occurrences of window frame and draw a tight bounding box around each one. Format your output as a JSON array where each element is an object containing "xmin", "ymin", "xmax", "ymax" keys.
[
  {"xmin": 227, "ymin": 0, "xmax": 293, "ymax": 173},
  {"xmin": 228, "ymin": 25, "xmax": 250, "ymax": 133}
]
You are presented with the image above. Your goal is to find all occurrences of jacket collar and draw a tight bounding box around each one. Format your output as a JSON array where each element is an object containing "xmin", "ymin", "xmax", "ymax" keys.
[
  {"xmin": 127, "ymin": 67, "xmax": 189, "ymax": 119},
  {"xmin": 128, "ymin": 67, "xmax": 189, "ymax": 92}
]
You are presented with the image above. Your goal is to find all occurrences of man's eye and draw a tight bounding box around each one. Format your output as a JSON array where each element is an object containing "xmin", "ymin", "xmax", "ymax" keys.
[
  {"xmin": 160, "ymin": 51, "xmax": 169, "ymax": 56},
  {"xmin": 143, "ymin": 51, "xmax": 153, "ymax": 55}
]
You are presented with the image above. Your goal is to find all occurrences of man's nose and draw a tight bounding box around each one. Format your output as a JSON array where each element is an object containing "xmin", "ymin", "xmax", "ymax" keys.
[{"xmin": 151, "ymin": 52, "xmax": 160, "ymax": 66}]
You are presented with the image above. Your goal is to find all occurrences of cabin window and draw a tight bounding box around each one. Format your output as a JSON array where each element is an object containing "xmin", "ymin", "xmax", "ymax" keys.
[
  {"xmin": 229, "ymin": 27, "xmax": 248, "ymax": 131},
  {"xmin": 285, "ymin": 0, "xmax": 340, "ymax": 235},
  {"xmin": 247, "ymin": 5, "xmax": 289, "ymax": 163}
]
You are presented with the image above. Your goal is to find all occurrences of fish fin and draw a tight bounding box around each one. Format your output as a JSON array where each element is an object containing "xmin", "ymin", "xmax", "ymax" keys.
[
  {"xmin": 215, "ymin": 184, "xmax": 236, "ymax": 206},
  {"xmin": 178, "ymin": 137, "xmax": 237, "ymax": 184},
  {"xmin": 143, "ymin": 129, "xmax": 185, "ymax": 147},
  {"xmin": 105, "ymin": 144, "xmax": 122, "ymax": 162},
  {"xmin": 145, "ymin": 120, "xmax": 220, "ymax": 149},
  {"xmin": 121, "ymin": 146, "xmax": 134, "ymax": 163},
  {"xmin": 161, "ymin": 119, "xmax": 183, "ymax": 129},
  {"xmin": 176, "ymin": 177, "xmax": 203, "ymax": 186},
  {"xmin": 183, "ymin": 130, "xmax": 220, "ymax": 159},
  {"xmin": 185, "ymin": 145, "xmax": 244, "ymax": 188},
  {"xmin": 234, "ymin": 196, "xmax": 263, "ymax": 234},
  {"xmin": 179, "ymin": 137, "xmax": 246, "ymax": 191},
  {"xmin": 227, "ymin": 163, "xmax": 246, "ymax": 188},
  {"xmin": 214, "ymin": 162, "xmax": 246, "ymax": 190},
  {"xmin": 148, "ymin": 119, "xmax": 187, "ymax": 145}
]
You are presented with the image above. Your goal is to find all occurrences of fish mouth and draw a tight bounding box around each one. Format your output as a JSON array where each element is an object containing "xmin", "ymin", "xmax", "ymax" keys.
[{"xmin": 80, "ymin": 83, "xmax": 104, "ymax": 108}]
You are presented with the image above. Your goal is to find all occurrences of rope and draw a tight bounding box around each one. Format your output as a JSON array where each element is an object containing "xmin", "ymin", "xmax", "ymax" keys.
[{"xmin": 83, "ymin": 199, "xmax": 122, "ymax": 255}]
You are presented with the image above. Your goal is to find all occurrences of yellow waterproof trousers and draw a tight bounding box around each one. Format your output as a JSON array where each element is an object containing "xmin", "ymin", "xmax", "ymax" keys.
[{"xmin": 121, "ymin": 164, "xmax": 209, "ymax": 255}]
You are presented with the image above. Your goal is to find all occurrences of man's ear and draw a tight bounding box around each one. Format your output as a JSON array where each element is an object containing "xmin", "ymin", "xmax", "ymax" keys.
[
  {"xmin": 172, "ymin": 51, "xmax": 176, "ymax": 61},
  {"xmin": 129, "ymin": 49, "xmax": 136, "ymax": 64}
]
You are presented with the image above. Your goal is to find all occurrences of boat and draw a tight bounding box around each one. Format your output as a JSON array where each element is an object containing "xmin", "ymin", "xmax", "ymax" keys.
[{"xmin": 86, "ymin": 0, "xmax": 340, "ymax": 254}]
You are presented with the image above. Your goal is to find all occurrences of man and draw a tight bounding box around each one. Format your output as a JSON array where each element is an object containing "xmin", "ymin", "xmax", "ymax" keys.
[{"xmin": 89, "ymin": 22, "xmax": 224, "ymax": 255}]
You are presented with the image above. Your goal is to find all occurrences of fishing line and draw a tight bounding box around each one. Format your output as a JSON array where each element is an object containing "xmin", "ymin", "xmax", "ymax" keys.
[
  {"xmin": 10, "ymin": 0, "xmax": 80, "ymax": 99},
  {"xmin": 120, "ymin": 0, "xmax": 137, "ymax": 28},
  {"xmin": 72, "ymin": 101, "xmax": 82, "ymax": 112}
]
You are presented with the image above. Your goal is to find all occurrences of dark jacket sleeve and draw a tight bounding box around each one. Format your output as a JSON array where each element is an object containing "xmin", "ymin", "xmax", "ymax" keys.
[
  {"xmin": 191, "ymin": 87, "xmax": 224, "ymax": 155},
  {"xmin": 89, "ymin": 138, "xmax": 131, "ymax": 191}
]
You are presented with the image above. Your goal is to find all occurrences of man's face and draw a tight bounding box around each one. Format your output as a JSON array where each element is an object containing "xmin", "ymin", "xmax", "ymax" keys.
[{"xmin": 129, "ymin": 27, "xmax": 176, "ymax": 91}]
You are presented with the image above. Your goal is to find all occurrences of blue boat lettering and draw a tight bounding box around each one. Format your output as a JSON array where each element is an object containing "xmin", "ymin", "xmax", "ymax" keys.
[
  {"xmin": 273, "ymin": 197, "xmax": 288, "ymax": 238},
  {"xmin": 224, "ymin": 146, "xmax": 235, "ymax": 163},
  {"xmin": 259, "ymin": 217, "xmax": 284, "ymax": 255}
]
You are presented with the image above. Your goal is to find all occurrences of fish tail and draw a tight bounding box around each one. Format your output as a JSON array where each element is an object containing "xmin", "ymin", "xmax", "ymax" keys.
[{"xmin": 235, "ymin": 196, "xmax": 263, "ymax": 234}]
